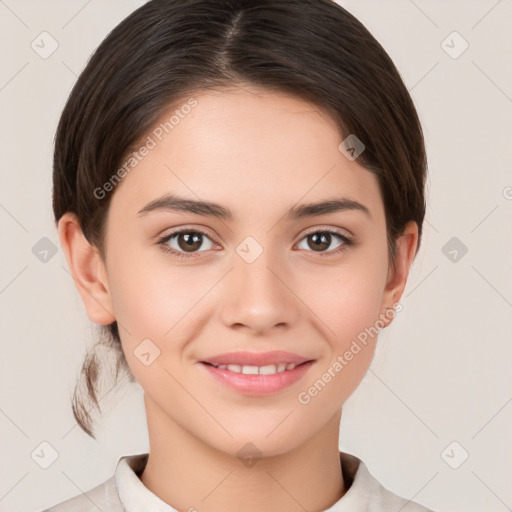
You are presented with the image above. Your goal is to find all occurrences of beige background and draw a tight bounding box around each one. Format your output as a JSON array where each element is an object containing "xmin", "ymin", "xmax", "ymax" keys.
[{"xmin": 1, "ymin": 1, "xmax": 511, "ymax": 511}]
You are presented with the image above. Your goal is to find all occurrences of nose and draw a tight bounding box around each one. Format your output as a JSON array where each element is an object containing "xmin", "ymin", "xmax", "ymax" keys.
[{"xmin": 220, "ymin": 246, "xmax": 301, "ymax": 335}]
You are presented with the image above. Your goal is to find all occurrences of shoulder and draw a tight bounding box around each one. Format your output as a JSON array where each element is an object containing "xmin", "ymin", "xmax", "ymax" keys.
[
  {"xmin": 335, "ymin": 451, "xmax": 436, "ymax": 512},
  {"xmin": 40, "ymin": 475, "xmax": 123, "ymax": 512}
]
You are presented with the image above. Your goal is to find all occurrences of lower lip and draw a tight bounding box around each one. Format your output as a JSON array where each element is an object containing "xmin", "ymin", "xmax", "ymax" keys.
[{"xmin": 199, "ymin": 361, "xmax": 314, "ymax": 396}]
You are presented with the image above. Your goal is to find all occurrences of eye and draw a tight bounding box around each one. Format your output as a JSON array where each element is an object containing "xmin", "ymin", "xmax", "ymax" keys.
[
  {"xmin": 157, "ymin": 228, "xmax": 217, "ymax": 259},
  {"xmin": 296, "ymin": 228, "xmax": 353, "ymax": 256},
  {"xmin": 157, "ymin": 227, "xmax": 354, "ymax": 260}
]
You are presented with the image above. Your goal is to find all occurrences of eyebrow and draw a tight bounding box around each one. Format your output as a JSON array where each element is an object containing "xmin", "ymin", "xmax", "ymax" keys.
[{"xmin": 137, "ymin": 193, "xmax": 371, "ymax": 221}]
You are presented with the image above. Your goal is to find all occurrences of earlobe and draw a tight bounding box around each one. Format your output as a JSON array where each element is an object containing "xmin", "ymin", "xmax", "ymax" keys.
[
  {"xmin": 57, "ymin": 212, "xmax": 115, "ymax": 325},
  {"xmin": 380, "ymin": 221, "xmax": 419, "ymax": 327}
]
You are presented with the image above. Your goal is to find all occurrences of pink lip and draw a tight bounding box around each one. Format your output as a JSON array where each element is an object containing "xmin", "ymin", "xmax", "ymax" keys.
[
  {"xmin": 199, "ymin": 359, "xmax": 315, "ymax": 397},
  {"xmin": 200, "ymin": 350, "xmax": 313, "ymax": 367}
]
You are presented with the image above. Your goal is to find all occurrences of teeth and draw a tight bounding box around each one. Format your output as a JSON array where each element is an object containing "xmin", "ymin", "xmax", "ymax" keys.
[
  {"xmin": 214, "ymin": 363, "xmax": 300, "ymax": 374},
  {"xmin": 242, "ymin": 365, "xmax": 260, "ymax": 375},
  {"xmin": 259, "ymin": 364, "xmax": 279, "ymax": 375}
]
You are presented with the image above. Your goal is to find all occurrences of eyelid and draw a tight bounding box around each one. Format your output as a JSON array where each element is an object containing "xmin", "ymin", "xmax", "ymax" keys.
[
  {"xmin": 157, "ymin": 224, "xmax": 220, "ymax": 243},
  {"xmin": 300, "ymin": 225, "xmax": 353, "ymax": 239}
]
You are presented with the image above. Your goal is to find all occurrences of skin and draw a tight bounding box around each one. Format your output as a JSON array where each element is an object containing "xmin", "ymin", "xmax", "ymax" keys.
[{"xmin": 58, "ymin": 84, "xmax": 418, "ymax": 512}]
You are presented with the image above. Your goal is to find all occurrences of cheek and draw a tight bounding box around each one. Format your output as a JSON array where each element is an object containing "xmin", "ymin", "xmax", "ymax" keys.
[
  {"xmin": 305, "ymin": 252, "xmax": 388, "ymax": 345},
  {"xmin": 106, "ymin": 260, "xmax": 201, "ymax": 391},
  {"xmin": 106, "ymin": 247, "xmax": 226, "ymax": 389},
  {"xmin": 296, "ymin": 249, "xmax": 388, "ymax": 396},
  {"xmin": 107, "ymin": 240, "xmax": 200, "ymax": 329}
]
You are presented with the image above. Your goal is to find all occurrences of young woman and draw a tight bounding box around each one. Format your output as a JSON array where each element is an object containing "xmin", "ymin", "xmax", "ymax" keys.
[{"xmin": 44, "ymin": 0, "xmax": 433, "ymax": 510}]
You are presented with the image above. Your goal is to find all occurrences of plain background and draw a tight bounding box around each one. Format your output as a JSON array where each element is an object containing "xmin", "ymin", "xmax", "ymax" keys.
[{"xmin": 0, "ymin": 1, "xmax": 511, "ymax": 511}]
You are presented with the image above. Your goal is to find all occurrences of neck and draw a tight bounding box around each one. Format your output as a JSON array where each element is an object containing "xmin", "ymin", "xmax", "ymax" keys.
[{"xmin": 139, "ymin": 395, "xmax": 345, "ymax": 512}]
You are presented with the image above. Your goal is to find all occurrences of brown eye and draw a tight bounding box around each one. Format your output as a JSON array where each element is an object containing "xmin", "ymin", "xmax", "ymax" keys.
[
  {"xmin": 297, "ymin": 229, "xmax": 352, "ymax": 255},
  {"xmin": 159, "ymin": 229, "xmax": 215, "ymax": 256}
]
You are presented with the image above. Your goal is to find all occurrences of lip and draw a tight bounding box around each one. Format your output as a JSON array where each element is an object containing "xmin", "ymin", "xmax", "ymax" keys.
[
  {"xmin": 200, "ymin": 350, "xmax": 313, "ymax": 367},
  {"xmin": 198, "ymin": 352, "xmax": 315, "ymax": 397}
]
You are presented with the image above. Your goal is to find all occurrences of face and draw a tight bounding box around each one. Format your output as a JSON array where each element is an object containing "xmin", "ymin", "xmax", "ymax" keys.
[{"xmin": 84, "ymin": 85, "xmax": 412, "ymax": 457}]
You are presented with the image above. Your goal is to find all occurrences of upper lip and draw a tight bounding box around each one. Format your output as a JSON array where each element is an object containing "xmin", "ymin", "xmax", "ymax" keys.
[{"xmin": 200, "ymin": 351, "xmax": 314, "ymax": 367}]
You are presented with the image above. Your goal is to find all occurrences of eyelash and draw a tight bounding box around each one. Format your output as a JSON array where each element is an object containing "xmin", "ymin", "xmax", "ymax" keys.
[{"xmin": 156, "ymin": 227, "xmax": 354, "ymax": 260}]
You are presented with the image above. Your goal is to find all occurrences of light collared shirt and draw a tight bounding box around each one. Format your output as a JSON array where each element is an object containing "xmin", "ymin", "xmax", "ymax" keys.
[{"xmin": 41, "ymin": 452, "xmax": 434, "ymax": 511}]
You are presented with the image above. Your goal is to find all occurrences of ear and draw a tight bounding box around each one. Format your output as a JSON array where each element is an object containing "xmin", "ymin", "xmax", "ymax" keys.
[
  {"xmin": 379, "ymin": 221, "xmax": 419, "ymax": 327},
  {"xmin": 57, "ymin": 212, "xmax": 115, "ymax": 325}
]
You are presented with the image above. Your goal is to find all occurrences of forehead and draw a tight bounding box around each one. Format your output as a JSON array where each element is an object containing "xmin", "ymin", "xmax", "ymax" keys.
[{"xmin": 109, "ymin": 86, "xmax": 384, "ymax": 224}]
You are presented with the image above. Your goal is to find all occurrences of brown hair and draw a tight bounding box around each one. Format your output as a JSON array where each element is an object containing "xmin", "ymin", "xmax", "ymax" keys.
[{"xmin": 53, "ymin": 0, "xmax": 427, "ymax": 438}]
